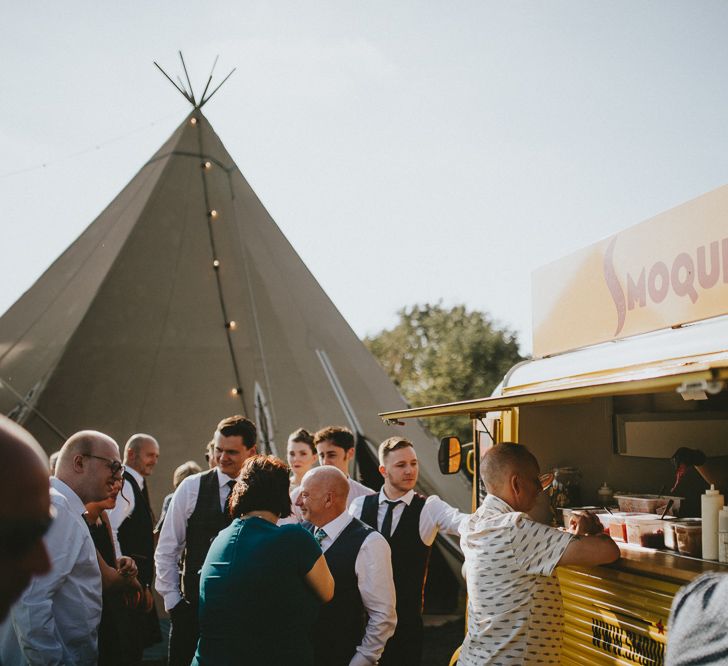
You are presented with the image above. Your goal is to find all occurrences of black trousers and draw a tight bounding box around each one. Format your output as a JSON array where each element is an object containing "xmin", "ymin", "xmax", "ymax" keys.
[
  {"xmin": 379, "ymin": 614, "xmax": 424, "ymax": 666},
  {"xmin": 168, "ymin": 599, "xmax": 199, "ymax": 666}
]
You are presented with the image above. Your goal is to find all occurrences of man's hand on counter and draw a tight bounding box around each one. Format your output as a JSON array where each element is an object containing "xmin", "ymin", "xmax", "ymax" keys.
[{"xmin": 568, "ymin": 511, "xmax": 604, "ymax": 536}]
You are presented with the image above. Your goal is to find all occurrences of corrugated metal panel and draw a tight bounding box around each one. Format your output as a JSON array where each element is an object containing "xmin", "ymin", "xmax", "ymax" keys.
[{"xmin": 558, "ymin": 566, "xmax": 680, "ymax": 665}]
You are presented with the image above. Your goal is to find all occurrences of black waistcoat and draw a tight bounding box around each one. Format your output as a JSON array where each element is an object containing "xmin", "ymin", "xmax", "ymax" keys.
[
  {"xmin": 308, "ymin": 517, "xmax": 372, "ymax": 666},
  {"xmin": 117, "ymin": 471, "xmax": 155, "ymax": 586},
  {"xmin": 182, "ymin": 469, "xmax": 230, "ymax": 603},
  {"xmin": 360, "ymin": 493, "xmax": 431, "ymax": 622}
]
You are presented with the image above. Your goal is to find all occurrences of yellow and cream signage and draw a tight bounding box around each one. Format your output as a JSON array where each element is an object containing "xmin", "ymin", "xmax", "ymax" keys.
[{"xmin": 533, "ymin": 184, "xmax": 728, "ymax": 357}]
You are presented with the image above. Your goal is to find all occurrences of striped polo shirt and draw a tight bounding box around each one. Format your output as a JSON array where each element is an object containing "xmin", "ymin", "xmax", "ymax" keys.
[{"xmin": 458, "ymin": 494, "xmax": 573, "ymax": 665}]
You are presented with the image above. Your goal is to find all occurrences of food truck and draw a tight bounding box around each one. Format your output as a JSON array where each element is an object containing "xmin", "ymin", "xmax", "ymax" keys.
[{"xmin": 380, "ymin": 184, "xmax": 728, "ymax": 665}]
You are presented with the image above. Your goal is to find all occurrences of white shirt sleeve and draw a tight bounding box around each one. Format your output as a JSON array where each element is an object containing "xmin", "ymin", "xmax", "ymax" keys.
[
  {"xmin": 351, "ymin": 532, "xmax": 397, "ymax": 665},
  {"xmin": 154, "ymin": 475, "xmax": 199, "ymax": 611},
  {"xmin": 420, "ymin": 495, "xmax": 470, "ymax": 546},
  {"xmin": 9, "ymin": 503, "xmax": 85, "ymax": 664}
]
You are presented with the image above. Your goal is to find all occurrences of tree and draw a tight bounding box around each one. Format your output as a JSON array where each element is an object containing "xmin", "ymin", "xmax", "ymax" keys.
[{"xmin": 364, "ymin": 303, "xmax": 525, "ymax": 444}]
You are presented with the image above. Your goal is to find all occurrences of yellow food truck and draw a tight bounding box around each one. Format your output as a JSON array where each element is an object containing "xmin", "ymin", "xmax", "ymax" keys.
[{"xmin": 381, "ymin": 184, "xmax": 728, "ymax": 665}]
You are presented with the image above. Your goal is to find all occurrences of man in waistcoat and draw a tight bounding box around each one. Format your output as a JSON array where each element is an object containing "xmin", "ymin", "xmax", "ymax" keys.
[
  {"xmin": 349, "ymin": 437, "xmax": 468, "ymax": 666},
  {"xmin": 155, "ymin": 415, "xmax": 257, "ymax": 666},
  {"xmin": 296, "ymin": 466, "xmax": 396, "ymax": 666},
  {"xmin": 108, "ymin": 433, "xmax": 162, "ymax": 662}
]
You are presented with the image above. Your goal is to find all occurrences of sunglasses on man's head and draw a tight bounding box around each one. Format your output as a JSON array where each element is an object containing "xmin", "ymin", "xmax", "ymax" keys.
[{"xmin": 0, "ymin": 506, "xmax": 55, "ymax": 559}]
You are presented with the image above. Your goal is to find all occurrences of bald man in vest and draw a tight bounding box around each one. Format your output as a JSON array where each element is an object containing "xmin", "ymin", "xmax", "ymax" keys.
[
  {"xmin": 296, "ymin": 466, "xmax": 396, "ymax": 666},
  {"xmin": 108, "ymin": 433, "xmax": 162, "ymax": 661},
  {"xmin": 349, "ymin": 437, "xmax": 468, "ymax": 665}
]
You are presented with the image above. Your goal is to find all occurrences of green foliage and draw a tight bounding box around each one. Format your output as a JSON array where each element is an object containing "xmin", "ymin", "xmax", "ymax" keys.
[{"xmin": 365, "ymin": 303, "xmax": 525, "ymax": 443}]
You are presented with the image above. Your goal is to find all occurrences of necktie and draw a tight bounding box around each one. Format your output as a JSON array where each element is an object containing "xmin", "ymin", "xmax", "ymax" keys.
[
  {"xmin": 314, "ymin": 528, "xmax": 327, "ymax": 546},
  {"xmin": 224, "ymin": 480, "xmax": 236, "ymax": 518},
  {"xmin": 380, "ymin": 500, "xmax": 402, "ymax": 539},
  {"xmin": 140, "ymin": 481, "xmax": 155, "ymax": 522}
]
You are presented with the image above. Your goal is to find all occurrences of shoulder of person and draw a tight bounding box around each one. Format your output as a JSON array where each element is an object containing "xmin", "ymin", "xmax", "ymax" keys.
[
  {"xmin": 348, "ymin": 494, "xmax": 367, "ymax": 513},
  {"xmin": 176, "ymin": 469, "xmax": 207, "ymax": 490}
]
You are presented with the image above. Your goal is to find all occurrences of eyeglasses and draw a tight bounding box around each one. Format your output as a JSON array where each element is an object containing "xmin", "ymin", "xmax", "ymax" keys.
[
  {"xmin": 83, "ymin": 454, "xmax": 125, "ymax": 478},
  {"xmin": 0, "ymin": 506, "xmax": 56, "ymax": 558}
]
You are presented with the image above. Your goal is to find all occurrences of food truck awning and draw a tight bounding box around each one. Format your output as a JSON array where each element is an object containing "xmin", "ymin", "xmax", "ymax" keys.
[{"xmin": 380, "ymin": 315, "xmax": 728, "ymax": 421}]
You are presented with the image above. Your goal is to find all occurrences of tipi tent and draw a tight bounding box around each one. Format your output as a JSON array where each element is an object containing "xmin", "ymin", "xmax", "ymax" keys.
[{"xmin": 0, "ymin": 106, "xmax": 471, "ymax": 527}]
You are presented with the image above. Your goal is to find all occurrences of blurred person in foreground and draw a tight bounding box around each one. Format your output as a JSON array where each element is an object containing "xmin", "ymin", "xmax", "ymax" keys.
[
  {"xmin": 288, "ymin": 427, "xmax": 317, "ymax": 490},
  {"xmin": 666, "ymin": 572, "xmax": 728, "ymax": 665},
  {"xmin": 85, "ymin": 475, "xmax": 142, "ymax": 665},
  {"xmin": 192, "ymin": 455, "xmax": 333, "ymax": 666},
  {"xmin": 297, "ymin": 466, "xmax": 396, "ymax": 666},
  {"xmin": 458, "ymin": 442, "xmax": 620, "ymax": 665},
  {"xmin": 0, "ymin": 429, "xmax": 121, "ymax": 666},
  {"xmin": 156, "ymin": 415, "xmax": 257, "ymax": 666},
  {"xmin": 0, "ymin": 416, "xmax": 51, "ymax": 622}
]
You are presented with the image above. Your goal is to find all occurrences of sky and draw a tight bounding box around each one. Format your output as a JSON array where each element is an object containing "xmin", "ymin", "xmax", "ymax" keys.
[{"xmin": 3, "ymin": 2, "xmax": 728, "ymax": 356}]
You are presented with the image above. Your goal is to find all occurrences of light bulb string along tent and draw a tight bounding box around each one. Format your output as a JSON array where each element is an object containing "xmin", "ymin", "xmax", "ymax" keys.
[{"xmin": 155, "ymin": 52, "xmax": 246, "ymax": 410}]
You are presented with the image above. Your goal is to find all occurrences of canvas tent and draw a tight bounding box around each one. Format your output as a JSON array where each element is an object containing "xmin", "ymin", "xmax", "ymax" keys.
[{"xmin": 0, "ymin": 108, "xmax": 471, "ymax": 531}]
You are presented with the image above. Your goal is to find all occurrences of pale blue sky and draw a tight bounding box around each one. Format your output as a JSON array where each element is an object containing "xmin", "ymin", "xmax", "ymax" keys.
[{"xmin": 3, "ymin": 2, "xmax": 728, "ymax": 354}]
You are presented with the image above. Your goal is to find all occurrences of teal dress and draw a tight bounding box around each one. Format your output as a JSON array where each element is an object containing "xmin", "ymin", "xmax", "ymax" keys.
[{"xmin": 192, "ymin": 517, "xmax": 323, "ymax": 666}]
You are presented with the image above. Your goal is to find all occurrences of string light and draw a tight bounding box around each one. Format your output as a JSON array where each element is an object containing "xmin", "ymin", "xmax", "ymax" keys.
[
  {"xmin": 213, "ymin": 259, "xmax": 220, "ymax": 269},
  {"xmin": 225, "ymin": 321, "xmax": 237, "ymax": 330},
  {"xmin": 208, "ymin": 209, "xmax": 218, "ymax": 219},
  {"xmin": 201, "ymin": 161, "xmax": 212, "ymax": 170},
  {"xmin": 231, "ymin": 387, "xmax": 242, "ymax": 396},
  {"xmin": 190, "ymin": 117, "xmax": 198, "ymax": 125}
]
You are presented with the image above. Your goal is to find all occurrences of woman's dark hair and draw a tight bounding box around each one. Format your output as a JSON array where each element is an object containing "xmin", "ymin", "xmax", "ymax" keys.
[
  {"xmin": 288, "ymin": 427, "xmax": 315, "ymax": 454},
  {"xmin": 229, "ymin": 455, "xmax": 292, "ymax": 519}
]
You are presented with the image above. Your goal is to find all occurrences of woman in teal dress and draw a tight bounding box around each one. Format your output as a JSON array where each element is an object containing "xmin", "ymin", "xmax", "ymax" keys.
[{"xmin": 192, "ymin": 455, "xmax": 334, "ymax": 666}]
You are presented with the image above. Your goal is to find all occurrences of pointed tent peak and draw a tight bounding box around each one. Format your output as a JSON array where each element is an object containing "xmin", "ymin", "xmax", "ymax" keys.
[{"xmin": 154, "ymin": 52, "xmax": 236, "ymax": 110}]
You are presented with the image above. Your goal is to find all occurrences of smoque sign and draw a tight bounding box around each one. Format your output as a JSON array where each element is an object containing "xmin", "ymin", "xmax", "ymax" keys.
[{"xmin": 532, "ymin": 184, "xmax": 728, "ymax": 358}]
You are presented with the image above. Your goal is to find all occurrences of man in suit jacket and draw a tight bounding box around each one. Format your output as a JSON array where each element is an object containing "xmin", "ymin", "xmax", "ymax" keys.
[{"xmin": 296, "ymin": 466, "xmax": 396, "ymax": 666}]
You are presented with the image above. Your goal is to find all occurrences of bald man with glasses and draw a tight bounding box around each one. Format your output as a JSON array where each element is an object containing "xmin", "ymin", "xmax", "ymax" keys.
[{"xmin": 0, "ymin": 429, "xmax": 121, "ymax": 666}]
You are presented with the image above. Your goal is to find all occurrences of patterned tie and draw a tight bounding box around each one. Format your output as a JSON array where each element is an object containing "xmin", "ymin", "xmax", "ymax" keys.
[
  {"xmin": 381, "ymin": 500, "xmax": 402, "ymax": 539},
  {"xmin": 314, "ymin": 528, "xmax": 328, "ymax": 546}
]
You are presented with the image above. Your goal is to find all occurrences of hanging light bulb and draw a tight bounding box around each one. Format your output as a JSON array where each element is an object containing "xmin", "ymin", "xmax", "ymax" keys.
[
  {"xmin": 201, "ymin": 161, "xmax": 212, "ymax": 170},
  {"xmin": 190, "ymin": 117, "xmax": 198, "ymax": 126},
  {"xmin": 213, "ymin": 259, "xmax": 220, "ymax": 269},
  {"xmin": 231, "ymin": 387, "xmax": 242, "ymax": 396},
  {"xmin": 226, "ymin": 321, "xmax": 237, "ymax": 330},
  {"xmin": 208, "ymin": 209, "xmax": 218, "ymax": 219}
]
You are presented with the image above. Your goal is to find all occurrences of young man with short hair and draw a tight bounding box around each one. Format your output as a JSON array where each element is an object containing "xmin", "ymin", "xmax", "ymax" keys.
[
  {"xmin": 155, "ymin": 415, "xmax": 257, "ymax": 666},
  {"xmin": 349, "ymin": 437, "xmax": 467, "ymax": 666}
]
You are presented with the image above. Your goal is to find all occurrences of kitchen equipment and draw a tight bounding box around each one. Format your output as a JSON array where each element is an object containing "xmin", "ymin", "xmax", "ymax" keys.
[
  {"xmin": 551, "ymin": 467, "xmax": 582, "ymax": 509},
  {"xmin": 718, "ymin": 506, "xmax": 728, "ymax": 563},
  {"xmin": 605, "ymin": 512, "xmax": 642, "ymax": 542},
  {"xmin": 597, "ymin": 482, "xmax": 614, "ymax": 506},
  {"xmin": 614, "ymin": 494, "xmax": 683, "ymax": 516},
  {"xmin": 701, "ymin": 484, "xmax": 724, "ymax": 561}
]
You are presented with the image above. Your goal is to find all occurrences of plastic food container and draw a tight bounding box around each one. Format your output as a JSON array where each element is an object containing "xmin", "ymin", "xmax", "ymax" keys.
[
  {"xmin": 625, "ymin": 515, "xmax": 674, "ymax": 549},
  {"xmin": 604, "ymin": 512, "xmax": 642, "ymax": 542},
  {"xmin": 674, "ymin": 522, "xmax": 703, "ymax": 558},
  {"xmin": 665, "ymin": 518, "xmax": 701, "ymax": 551},
  {"xmin": 614, "ymin": 494, "xmax": 683, "ymax": 516}
]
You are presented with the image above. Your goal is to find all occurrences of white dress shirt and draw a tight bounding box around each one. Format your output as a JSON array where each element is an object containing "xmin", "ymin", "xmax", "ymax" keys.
[
  {"xmin": 349, "ymin": 488, "xmax": 468, "ymax": 545},
  {"xmin": 0, "ymin": 478, "xmax": 102, "ymax": 666},
  {"xmin": 107, "ymin": 465, "xmax": 145, "ymax": 559},
  {"xmin": 154, "ymin": 467, "xmax": 237, "ymax": 611},
  {"xmin": 318, "ymin": 511, "xmax": 397, "ymax": 666}
]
